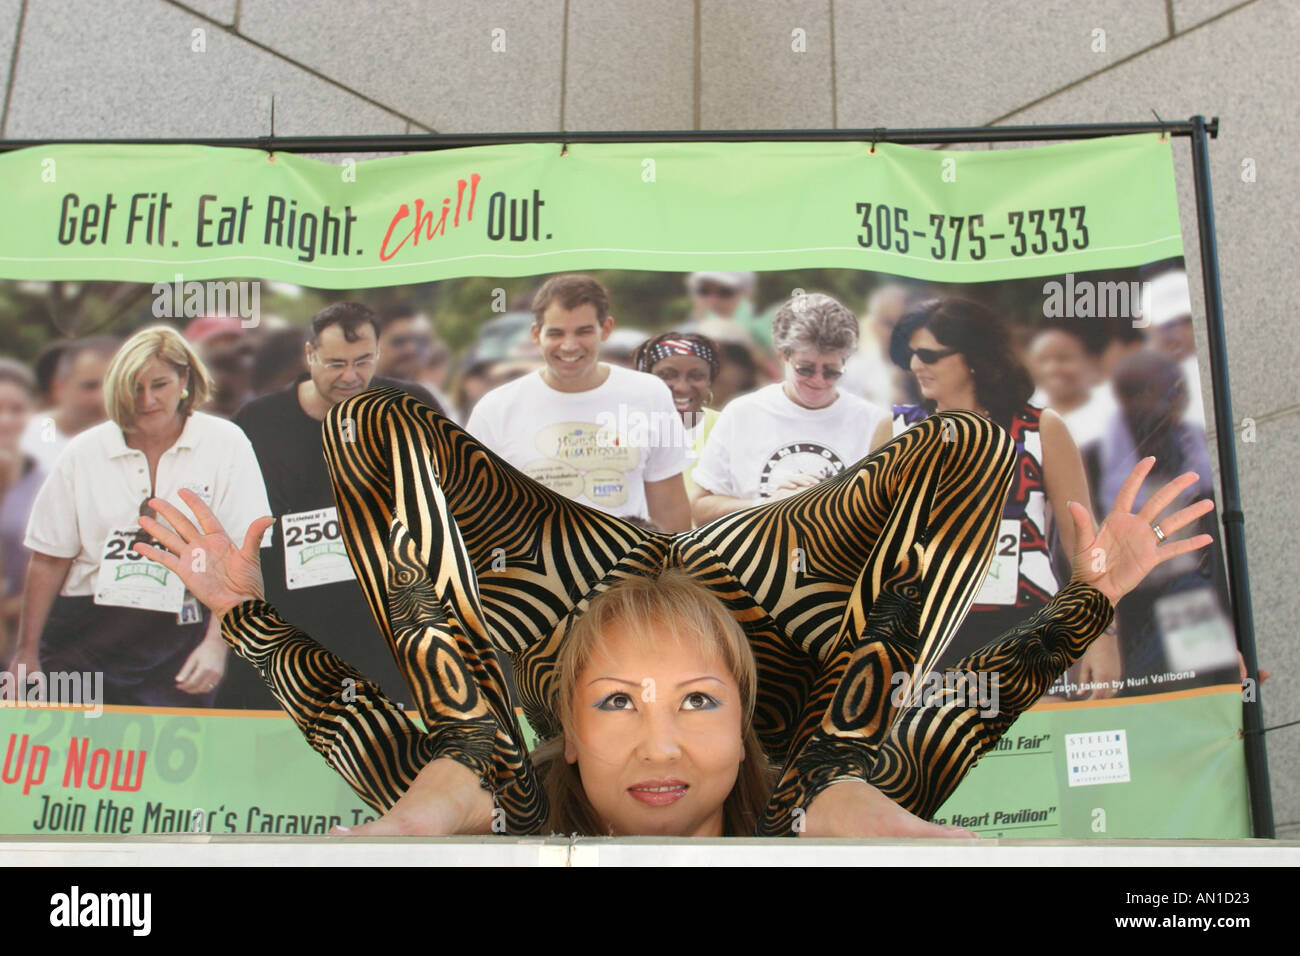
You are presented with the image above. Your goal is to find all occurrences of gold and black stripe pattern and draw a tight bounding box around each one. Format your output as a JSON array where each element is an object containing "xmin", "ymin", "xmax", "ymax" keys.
[{"xmin": 221, "ymin": 387, "xmax": 1113, "ymax": 835}]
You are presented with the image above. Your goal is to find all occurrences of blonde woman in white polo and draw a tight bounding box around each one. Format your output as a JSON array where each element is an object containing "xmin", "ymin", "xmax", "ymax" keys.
[{"xmin": 10, "ymin": 326, "xmax": 269, "ymax": 707}]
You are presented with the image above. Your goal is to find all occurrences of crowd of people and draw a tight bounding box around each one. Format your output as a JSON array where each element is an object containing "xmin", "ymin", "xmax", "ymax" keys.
[{"xmin": 0, "ymin": 267, "xmax": 1238, "ymax": 712}]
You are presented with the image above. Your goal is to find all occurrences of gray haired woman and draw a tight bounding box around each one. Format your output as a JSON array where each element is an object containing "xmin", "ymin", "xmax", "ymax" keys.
[{"xmin": 690, "ymin": 292, "xmax": 889, "ymax": 523}]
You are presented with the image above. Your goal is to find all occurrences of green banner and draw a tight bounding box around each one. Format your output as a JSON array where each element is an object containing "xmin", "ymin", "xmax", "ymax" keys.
[
  {"xmin": 1, "ymin": 136, "xmax": 1181, "ymax": 284},
  {"xmin": 0, "ymin": 134, "xmax": 1248, "ymax": 838}
]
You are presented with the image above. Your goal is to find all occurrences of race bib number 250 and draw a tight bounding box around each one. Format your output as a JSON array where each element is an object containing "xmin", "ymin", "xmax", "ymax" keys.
[
  {"xmin": 282, "ymin": 507, "xmax": 354, "ymax": 590},
  {"xmin": 95, "ymin": 529, "xmax": 185, "ymax": 614}
]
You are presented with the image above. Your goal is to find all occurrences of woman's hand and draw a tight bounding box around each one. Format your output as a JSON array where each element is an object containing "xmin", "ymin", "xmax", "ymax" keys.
[
  {"xmin": 174, "ymin": 629, "xmax": 228, "ymax": 695},
  {"xmin": 133, "ymin": 488, "xmax": 275, "ymax": 620},
  {"xmin": 1, "ymin": 649, "xmax": 41, "ymax": 701},
  {"xmin": 1075, "ymin": 630, "xmax": 1121, "ymax": 699},
  {"xmin": 771, "ymin": 473, "xmax": 822, "ymax": 499},
  {"xmin": 328, "ymin": 758, "xmax": 495, "ymax": 836},
  {"xmin": 1067, "ymin": 457, "xmax": 1214, "ymax": 608},
  {"xmin": 802, "ymin": 779, "xmax": 977, "ymax": 838}
]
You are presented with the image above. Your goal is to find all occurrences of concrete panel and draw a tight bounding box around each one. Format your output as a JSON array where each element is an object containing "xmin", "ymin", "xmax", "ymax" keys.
[
  {"xmin": 700, "ymin": 0, "xmax": 832, "ymax": 129},
  {"xmin": 1172, "ymin": 0, "xmax": 1252, "ymax": 32},
  {"xmin": 239, "ymin": 0, "xmax": 564, "ymax": 132},
  {"xmin": 564, "ymin": 0, "xmax": 695, "ymax": 130},
  {"xmin": 5, "ymin": 0, "xmax": 405, "ymax": 138},
  {"xmin": 835, "ymin": 0, "xmax": 1169, "ymax": 128},
  {"xmin": 0, "ymin": 0, "xmax": 23, "ymax": 134},
  {"xmin": 173, "ymin": 0, "xmax": 238, "ymax": 27}
]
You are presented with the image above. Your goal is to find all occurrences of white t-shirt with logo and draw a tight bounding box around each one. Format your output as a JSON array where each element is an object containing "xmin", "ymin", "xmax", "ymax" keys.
[
  {"xmin": 24, "ymin": 412, "xmax": 271, "ymax": 598},
  {"xmin": 466, "ymin": 365, "xmax": 687, "ymax": 521},
  {"xmin": 692, "ymin": 383, "xmax": 888, "ymax": 500}
]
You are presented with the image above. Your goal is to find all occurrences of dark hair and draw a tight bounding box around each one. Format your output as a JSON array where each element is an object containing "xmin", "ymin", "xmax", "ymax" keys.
[
  {"xmin": 1101, "ymin": 314, "xmax": 1146, "ymax": 347},
  {"xmin": 1112, "ymin": 351, "xmax": 1189, "ymax": 468},
  {"xmin": 889, "ymin": 297, "xmax": 1033, "ymax": 428},
  {"xmin": 252, "ymin": 326, "xmax": 308, "ymax": 394},
  {"xmin": 531, "ymin": 274, "xmax": 610, "ymax": 327},
  {"xmin": 310, "ymin": 301, "xmax": 380, "ymax": 345},
  {"xmin": 53, "ymin": 336, "xmax": 120, "ymax": 380},
  {"xmin": 0, "ymin": 357, "xmax": 36, "ymax": 395},
  {"xmin": 1032, "ymin": 318, "xmax": 1108, "ymax": 358},
  {"xmin": 377, "ymin": 302, "xmax": 422, "ymax": 333},
  {"xmin": 33, "ymin": 341, "xmax": 68, "ymax": 399},
  {"xmin": 633, "ymin": 331, "xmax": 720, "ymax": 381}
]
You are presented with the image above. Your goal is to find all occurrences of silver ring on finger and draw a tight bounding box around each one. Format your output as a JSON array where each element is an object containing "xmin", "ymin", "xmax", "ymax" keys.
[{"xmin": 1152, "ymin": 523, "xmax": 1167, "ymax": 542}]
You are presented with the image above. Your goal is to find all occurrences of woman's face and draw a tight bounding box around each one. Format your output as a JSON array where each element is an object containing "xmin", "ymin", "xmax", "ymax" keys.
[
  {"xmin": 1029, "ymin": 330, "xmax": 1091, "ymax": 406},
  {"xmin": 651, "ymin": 353, "xmax": 713, "ymax": 421},
  {"xmin": 132, "ymin": 357, "xmax": 187, "ymax": 435},
  {"xmin": 908, "ymin": 327, "xmax": 970, "ymax": 405},
  {"xmin": 782, "ymin": 347, "xmax": 848, "ymax": 410},
  {"xmin": 564, "ymin": 622, "xmax": 745, "ymax": 837},
  {"xmin": 0, "ymin": 381, "xmax": 32, "ymax": 450}
]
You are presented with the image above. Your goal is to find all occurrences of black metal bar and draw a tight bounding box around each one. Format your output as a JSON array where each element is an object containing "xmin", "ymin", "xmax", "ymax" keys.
[
  {"xmin": 0, "ymin": 118, "xmax": 1217, "ymax": 154},
  {"xmin": 1189, "ymin": 115, "xmax": 1273, "ymax": 838}
]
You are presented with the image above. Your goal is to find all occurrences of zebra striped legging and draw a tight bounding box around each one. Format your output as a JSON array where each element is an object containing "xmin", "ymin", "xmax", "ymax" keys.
[{"xmin": 222, "ymin": 386, "xmax": 1113, "ymax": 836}]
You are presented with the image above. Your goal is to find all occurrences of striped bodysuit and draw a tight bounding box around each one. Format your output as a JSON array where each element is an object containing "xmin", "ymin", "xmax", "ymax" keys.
[{"xmin": 222, "ymin": 387, "xmax": 1113, "ymax": 835}]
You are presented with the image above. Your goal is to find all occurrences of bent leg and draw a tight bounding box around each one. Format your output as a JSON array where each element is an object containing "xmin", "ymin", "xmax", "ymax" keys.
[
  {"xmin": 320, "ymin": 387, "xmax": 659, "ymax": 830},
  {"xmin": 869, "ymin": 579, "xmax": 1114, "ymax": 820},
  {"xmin": 323, "ymin": 387, "xmax": 654, "ymax": 655},
  {"xmin": 750, "ymin": 412, "xmax": 1018, "ymax": 834},
  {"xmin": 221, "ymin": 600, "xmax": 435, "ymax": 814}
]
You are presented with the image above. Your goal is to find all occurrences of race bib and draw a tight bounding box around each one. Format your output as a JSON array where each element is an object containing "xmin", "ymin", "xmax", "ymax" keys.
[
  {"xmin": 973, "ymin": 519, "xmax": 1021, "ymax": 606},
  {"xmin": 282, "ymin": 507, "xmax": 354, "ymax": 590},
  {"xmin": 1154, "ymin": 588, "xmax": 1239, "ymax": 673},
  {"xmin": 95, "ymin": 529, "xmax": 186, "ymax": 614}
]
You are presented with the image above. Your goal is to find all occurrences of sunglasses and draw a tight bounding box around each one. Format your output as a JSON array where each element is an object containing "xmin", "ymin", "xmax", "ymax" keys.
[
  {"xmin": 791, "ymin": 363, "xmax": 845, "ymax": 381},
  {"xmin": 909, "ymin": 347, "xmax": 959, "ymax": 365}
]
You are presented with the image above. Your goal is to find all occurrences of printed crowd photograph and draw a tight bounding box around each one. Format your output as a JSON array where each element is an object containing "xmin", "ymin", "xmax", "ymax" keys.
[{"xmin": 0, "ymin": 261, "xmax": 1236, "ymax": 838}]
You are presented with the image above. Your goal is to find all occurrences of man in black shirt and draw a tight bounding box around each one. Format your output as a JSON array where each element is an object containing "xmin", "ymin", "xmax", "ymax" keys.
[{"xmin": 218, "ymin": 302, "xmax": 441, "ymax": 709}]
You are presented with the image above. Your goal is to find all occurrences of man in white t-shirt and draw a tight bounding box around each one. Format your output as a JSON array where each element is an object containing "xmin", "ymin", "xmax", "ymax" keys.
[
  {"xmin": 692, "ymin": 292, "xmax": 889, "ymax": 523},
  {"xmin": 466, "ymin": 274, "xmax": 691, "ymax": 532}
]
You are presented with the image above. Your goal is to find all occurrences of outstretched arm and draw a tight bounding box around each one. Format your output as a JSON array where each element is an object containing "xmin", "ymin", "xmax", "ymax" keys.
[
  {"xmin": 805, "ymin": 457, "xmax": 1213, "ymax": 833},
  {"xmin": 869, "ymin": 457, "xmax": 1215, "ymax": 820},
  {"xmin": 133, "ymin": 489, "xmax": 501, "ymax": 833}
]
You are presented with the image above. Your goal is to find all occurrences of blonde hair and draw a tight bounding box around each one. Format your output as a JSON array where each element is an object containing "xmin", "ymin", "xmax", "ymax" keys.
[
  {"xmin": 103, "ymin": 326, "xmax": 212, "ymax": 429},
  {"xmin": 533, "ymin": 568, "xmax": 774, "ymax": 836}
]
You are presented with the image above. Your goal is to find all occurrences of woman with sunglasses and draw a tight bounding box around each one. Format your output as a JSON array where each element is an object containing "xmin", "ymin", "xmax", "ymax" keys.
[
  {"xmin": 9, "ymin": 326, "xmax": 269, "ymax": 707},
  {"xmin": 690, "ymin": 293, "xmax": 889, "ymax": 525},
  {"xmin": 872, "ymin": 298, "xmax": 1121, "ymax": 694}
]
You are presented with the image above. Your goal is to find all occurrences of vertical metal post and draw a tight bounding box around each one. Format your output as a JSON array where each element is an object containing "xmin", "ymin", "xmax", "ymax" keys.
[{"xmin": 1188, "ymin": 114, "xmax": 1273, "ymax": 837}]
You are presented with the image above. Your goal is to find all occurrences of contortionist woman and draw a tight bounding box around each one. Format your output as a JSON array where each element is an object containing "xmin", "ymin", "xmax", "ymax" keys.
[
  {"xmin": 11, "ymin": 327, "xmax": 269, "ymax": 707},
  {"xmin": 137, "ymin": 383, "xmax": 1212, "ymax": 836}
]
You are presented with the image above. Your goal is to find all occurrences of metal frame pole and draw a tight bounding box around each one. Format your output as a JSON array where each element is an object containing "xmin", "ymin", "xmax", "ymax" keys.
[
  {"xmin": 0, "ymin": 119, "xmax": 1216, "ymax": 153},
  {"xmin": 1187, "ymin": 114, "xmax": 1273, "ymax": 838}
]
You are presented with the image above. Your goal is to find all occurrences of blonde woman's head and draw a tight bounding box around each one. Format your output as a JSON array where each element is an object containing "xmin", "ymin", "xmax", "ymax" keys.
[
  {"xmin": 536, "ymin": 568, "xmax": 772, "ymax": 836},
  {"xmin": 104, "ymin": 326, "xmax": 212, "ymax": 431}
]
